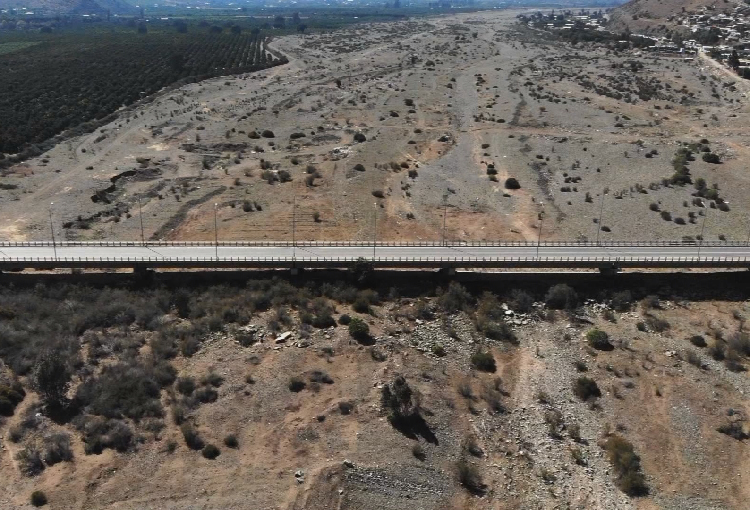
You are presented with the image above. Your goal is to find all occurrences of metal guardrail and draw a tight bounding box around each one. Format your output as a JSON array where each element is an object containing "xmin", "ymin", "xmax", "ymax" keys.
[{"xmin": 1, "ymin": 240, "xmax": 748, "ymax": 248}]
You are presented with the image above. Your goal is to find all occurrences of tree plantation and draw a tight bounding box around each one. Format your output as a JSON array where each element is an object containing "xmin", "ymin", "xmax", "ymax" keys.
[{"xmin": 0, "ymin": 31, "xmax": 286, "ymax": 157}]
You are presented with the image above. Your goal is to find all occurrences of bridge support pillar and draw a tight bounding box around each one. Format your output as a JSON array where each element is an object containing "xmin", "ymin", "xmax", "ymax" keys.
[
  {"xmin": 133, "ymin": 264, "xmax": 153, "ymax": 280},
  {"xmin": 290, "ymin": 267, "xmax": 301, "ymax": 276},
  {"xmin": 598, "ymin": 265, "xmax": 620, "ymax": 276},
  {"xmin": 438, "ymin": 267, "xmax": 457, "ymax": 277}
]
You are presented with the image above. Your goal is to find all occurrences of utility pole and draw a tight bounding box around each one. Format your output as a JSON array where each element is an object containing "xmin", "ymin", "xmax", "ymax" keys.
[
  {"xmin": 537, "ymin": 204, "xmax": 544, "ymax": 258},
  {"xmin": 138, "ymin": 196, "xmax": 145, "ymax": 245},
  {"xmin": 292, "ymin": 194, "xmax": 297, "ymax": 247},
  {"xmin": 49, "ymin": 203, "xmax": 57, "ymax": 259},
  {"xmin": 213, "ymin": 203, "xmax": 219, "ymax": 260},
  {"xmin": 698, "ymin": 201, "xmax": 708, "ymax": 259},
  {"xmin": 373, "ymin": 203, "xmax": 377, "ymax": 259},
  {"xmin": 596, "ymin": 190, "xmax": 607, "ymax": 246},
  {"xmin": 442, "ymin": 192, "xmax": 449, "ymax": 246}
]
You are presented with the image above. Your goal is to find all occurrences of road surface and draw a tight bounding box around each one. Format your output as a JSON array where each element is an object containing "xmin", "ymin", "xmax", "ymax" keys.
[{"xmin": 0, "ymin": 241, "xmax": 749, "ymax": 270}]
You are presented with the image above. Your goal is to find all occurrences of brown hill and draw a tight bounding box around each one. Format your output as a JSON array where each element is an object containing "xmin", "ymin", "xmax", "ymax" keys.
[{"xmin": 609, "ymin": 0, "xmax": 742, "ymax": 34}]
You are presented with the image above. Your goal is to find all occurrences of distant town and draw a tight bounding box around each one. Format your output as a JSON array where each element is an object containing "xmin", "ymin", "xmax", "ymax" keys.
[{"xmin": 522, "ymin": 4, "xmax": 750, "ymax": 80}]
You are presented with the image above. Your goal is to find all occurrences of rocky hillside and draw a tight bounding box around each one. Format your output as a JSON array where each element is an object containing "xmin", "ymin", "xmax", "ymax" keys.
[
  {"xmin": 609, "ymin": 0, "xmax": 742, "ymax": 33},
  {"xmin": 0, "ymin": 274, "xmax": 748, "ymax": 509}
]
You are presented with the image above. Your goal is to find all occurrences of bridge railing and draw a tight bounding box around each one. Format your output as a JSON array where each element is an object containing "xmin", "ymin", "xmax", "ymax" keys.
[
  {"xmin": 1, "ymin": 240, "xmax": 749, "ymax": 248},
  {"xmin": 0, "ymin": 256, "xmax": 748, "ymax": 266}
]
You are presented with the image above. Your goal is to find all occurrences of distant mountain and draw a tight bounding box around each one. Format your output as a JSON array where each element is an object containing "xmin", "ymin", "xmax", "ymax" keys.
[
  {"xmin": 608, "ymin": 0, "xmax": 742, "ymax": 33},
  {"xmin": 0, "ymin": 0, "xmax": 136, "ymax": 15}
]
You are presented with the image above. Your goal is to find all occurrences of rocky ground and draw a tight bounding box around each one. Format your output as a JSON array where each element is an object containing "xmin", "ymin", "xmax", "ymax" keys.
[
  {"xmin": 0, "ymin": 276, "xmax": 748, "ymax": 510},
  {"xmin": 3, "ymin": 10, "xmax": 750, "ymax": 244}
]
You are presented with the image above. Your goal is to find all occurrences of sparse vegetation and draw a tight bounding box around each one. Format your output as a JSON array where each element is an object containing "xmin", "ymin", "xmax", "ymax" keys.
[
  {"xmin": 202, "ymin": 444, "xmax": 221, "ymax": 459},
  {"xmin": 456, "ymin": 460, "xmax": 486, "ymax": 495},
  {"xmin": 348, "ymin": 317, "xmax": 371, "ymax": 342},
  {"xmin": 587, "ymin": 328, "xmax": 613, "ymax": 351},
  {"xmin": 180, "ymin": 423, "xmax": 204, "ymax": 451},
  {"xmin": 30, "ymin": 491, "xmax": 48, "ymax": 507},
  {"xmin": 573, "ymin": 377, "xmax": 601, "ymax": 401},
  {"xmin": 471, "ymin": 351, "xmax": 496, "ymax": 373},
  {"xmin": 604, "ymin": 435, "xmax": 648, "ymax": 496}
]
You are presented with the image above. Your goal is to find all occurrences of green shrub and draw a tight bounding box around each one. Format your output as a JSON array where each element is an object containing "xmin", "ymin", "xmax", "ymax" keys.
[
  {"xmin": 645, "ymin": 315, "xmax": 670, "ymax": 333},
  {"xmin": 482, "ymin": 321, "xmax": 517, "ymax": 343},
  {"xmin": 432, "ymin": 344, "xmax": 446, "ymax": 357},
  {"xmin": 309, "ymin": 370, "xmax": 334, "ymax": 384},
  {"xmin": 223, "ymin": 434, "xmax": 238, "ymax": 448},
  {"xmin": 611, "ymin": 291, "xmax": 633, "ymax": 312},
  {"xmin": 30, "ymin": 491, "xmax": 47, "ymax": 507},
  {"xmin": 381, "ymin": 375, "xmax": 421, "ymax": 427},
  {"xmin": 352, "ymin": 298, "xmax": 370, "ymax": 313},
  {"xmin": 348, "ymin": 317, "xmax": 370, "ymax": 342},
  {"xmin": 545, "ymin": 284, "xmax": 578, "ymax": 310},
  {"xmin": 338, "ymin": 314, "xmax": 351, "ymax": 325},
  {"xmin": 717, "ymin": 421, "xmax": 749, "ymax": 440},
  {"xmin": 370, "ymin": 347, "xmax": 387, "ymax": 362},
  {"xmin": 338, "ymin": 401, "xmax": 354, "ymax": 415},
  {"xmin": 456, "ymin": 460, "xmax": 486, "ymax": 495},
  {"xmin": 412, "ymin": 444, "xmax": 426, "ymax": 461},
  {"xmin": 179, "ymin": 336, "xmax": 201, "ymax": 357},
  {"xmin": 75, "ymin": 362, "xmax": 165, "ymax": 420},
  {"xmin": 509, "ymin": 289, "xmax": 534, "ymax": 313},
  {"xmin": 202, "ymin": 444, "xmax": 220, "ymax": 459},
  {"xmin": 702, "ymin": 152, "xmax": 720, "ymax": 164},
  {"xmin": 42, "ymin": 432, "xmax": 73, "ymax": 465},
  {"xmin": 288, "ymin": 377, "xmax": 306, "ymax": 392},
  {"xmin": 604, "ymin": 435, "xmax": 648, "ymax": 496},
  {"xmin": 176, "ymin": 376, "xmax": 196, "ymax": 396},
  {"xmin": 587, "ymin": 329, "xmax": 613, "ymax": 351},
  {"xmin": 573, "ymin": 377, "xmax": 601, "ymax": 401},
  {"xmin": 194, "ymin": 386, "xmax": 218, "ymax": 403},
  {"xmin": 438, "ymin": 282, "xmax": 472, "ymax": 313},
  {"xmin": 16, "ymin": 447, "xmax": 44, "ymax": 476},
  {"xmin": 0, "ymin": 382, "xmax": 25, "ymax": 416},
  {"xmin": 180, "ymin": 423, "xmax": 204, "ymax": 450},
  {"xmin": 471, "ymin": 351, "xmax": 496, "ymax": 373},
  {"xmin": 505, "ymin": 177, "xmax": 521, "ymax": 189},
  {"xmin": 200, "ymin": 371, "xmax": 224, "ymax": 388},
  {"xmin": 689, "ymin": 335, "xmax": 707, "ymax": 348}
]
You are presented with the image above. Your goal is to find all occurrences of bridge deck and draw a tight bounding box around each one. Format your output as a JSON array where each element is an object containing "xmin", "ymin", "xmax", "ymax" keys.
[{"xmin": 0, "ymin": 242, "xmax": 748, "ymax": 270}]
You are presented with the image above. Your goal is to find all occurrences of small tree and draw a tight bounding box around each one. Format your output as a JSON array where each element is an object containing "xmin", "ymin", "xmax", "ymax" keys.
[
  {"xmin": 33, "ymin": 351, "xmax": 71, "ymax": 415},
  {"xmin": 381, "ymin": 375, "xmax": 420, "ymax": 427}
]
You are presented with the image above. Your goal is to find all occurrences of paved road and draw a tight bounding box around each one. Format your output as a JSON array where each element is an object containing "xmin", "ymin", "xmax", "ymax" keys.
[{"xmin": 0, "ymin": 242, "xmax": 749, "ymax": 270}]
